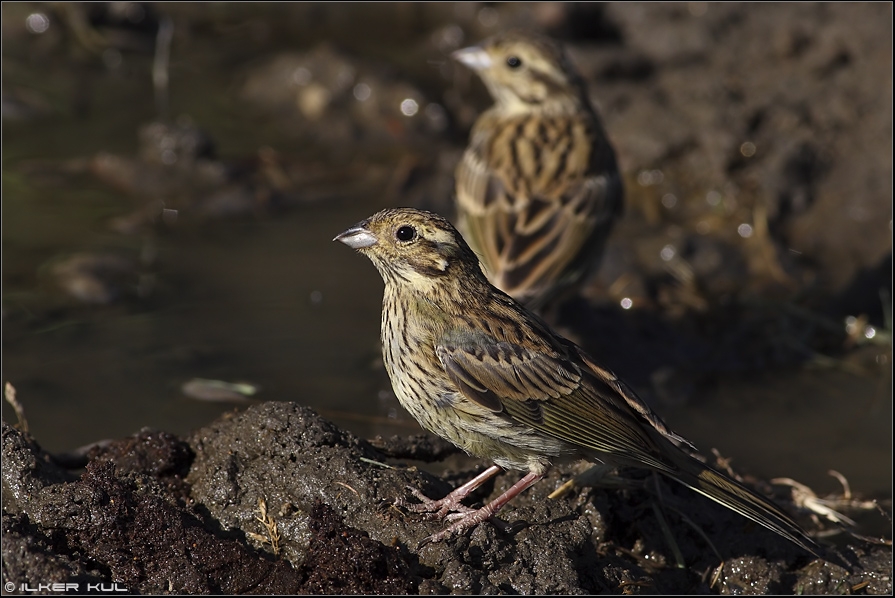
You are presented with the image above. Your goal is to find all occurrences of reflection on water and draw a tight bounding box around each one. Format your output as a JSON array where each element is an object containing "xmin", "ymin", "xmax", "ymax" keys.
[{"xmin": 1, "ymin": 4, "xmax": 890, "ymax": 521}]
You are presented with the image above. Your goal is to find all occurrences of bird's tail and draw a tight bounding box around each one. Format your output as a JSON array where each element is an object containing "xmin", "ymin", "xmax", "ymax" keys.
[{"xmin": 667, "ymin": 454, "xmax": 822, "ymax": 558}]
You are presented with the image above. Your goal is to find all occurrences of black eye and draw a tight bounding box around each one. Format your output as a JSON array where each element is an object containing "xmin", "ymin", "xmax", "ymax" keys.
[
  {"xmin": 395, "ymin": 225, "xmax": 416, "ymax": 242},
  {"xmin": 506, "ymin": 55, "xmax": 522, "ymax": 69}
]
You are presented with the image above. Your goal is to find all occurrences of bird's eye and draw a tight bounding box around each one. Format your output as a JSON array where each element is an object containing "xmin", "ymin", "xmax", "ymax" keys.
[
  {"xmin": 395, "ymin": 225, "xmax": 417, "ymax": 242},
  {"xmin": 506, "ymin": 55, "xmax": 522, "ymax": 69}
]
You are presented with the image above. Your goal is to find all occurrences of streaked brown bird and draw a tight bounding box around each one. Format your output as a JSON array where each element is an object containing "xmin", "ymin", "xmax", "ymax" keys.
[
  {"xmin": 452, "ymin": 31, "xmax": 623, "ymax": 309},
  {"xmin": 335, "ymin": 207, "xmax": 823, "ymax": 557}
]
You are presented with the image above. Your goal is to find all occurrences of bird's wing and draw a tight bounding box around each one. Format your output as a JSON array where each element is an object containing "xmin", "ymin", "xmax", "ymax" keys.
[
  {"xmin": 455, "ymin": 118, "xmax": 621, "ymax": 303},
  {"xmin": 437, "ymin": 339, "xmax": 825, "ymax": 559},
  {"xmin": 435, "ymin": 339, "xmax": 677, "ymax": 472},
  {"xmin": 575, "ymin": 349, "xmax": 696, "ymax": 451}
]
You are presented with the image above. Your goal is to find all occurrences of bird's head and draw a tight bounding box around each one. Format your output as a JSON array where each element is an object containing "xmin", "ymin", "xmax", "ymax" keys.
[
  {"xmin": 452, "ymin": 30, "xmax": 585, "ymax": 113},
  {"xmin": 334, "ymin": 208, "xmax": 486, "ymax": 293}
]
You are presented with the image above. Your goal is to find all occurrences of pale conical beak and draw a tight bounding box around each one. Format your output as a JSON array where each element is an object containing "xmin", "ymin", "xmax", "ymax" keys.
[
  {"xmin": 334, "ymin": 224, "xmax": 377, "ymax": 249},
  {"xmin": 451, "ymin": 45, "xmax": 492, "ymax": 71}
]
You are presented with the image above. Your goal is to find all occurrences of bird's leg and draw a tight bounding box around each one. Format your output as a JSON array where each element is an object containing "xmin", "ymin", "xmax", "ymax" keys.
[
  {"xmin": 421, "ymin": 471, "xmax": 544, "ymax": 545},
  {"xmin": 399, "ymin": 465, "xmax": 503, "ymax": 519}
]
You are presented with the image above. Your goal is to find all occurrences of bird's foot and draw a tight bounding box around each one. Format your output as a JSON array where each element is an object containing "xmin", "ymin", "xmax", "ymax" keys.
[
  {"xmin": 418, "ymin": 471, "xmax": 544, "ymax": 547},
  {"xmin": 396, "ymin": 464, "xmax": 504, "ymax": 520},
  {"xmin": 395, "ymin": 485, "xmax": 476, "ymax": 520},
  {"xmin": 419, "ymin": 503, "xmax": 508, "ymax": 547}
]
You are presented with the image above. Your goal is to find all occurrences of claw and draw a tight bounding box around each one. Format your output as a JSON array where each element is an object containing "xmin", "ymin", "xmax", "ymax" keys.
[
  {"xmin": 396, "ymin": 485, "xmax": 477, "ymax": 519},
  {"xmin": 397, "ymin": 465, "xmax": 504, "ymax": 516},
  {"xmin": 418, "ymin": 504, "xmax": 511, "ymax": 546},
  {"xmin": 416, "ymin": 470, "xmax": 543, "ymax": 546}
]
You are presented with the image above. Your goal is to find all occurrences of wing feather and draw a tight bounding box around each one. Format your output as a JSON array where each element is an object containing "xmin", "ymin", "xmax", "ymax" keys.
[
  {"xmin": 436, "ymin": 338, "xmax": 684, "ymax": 473},
  {"xmin": 455, "ymin": 112, "xmax": 621, "ymax": 304}
]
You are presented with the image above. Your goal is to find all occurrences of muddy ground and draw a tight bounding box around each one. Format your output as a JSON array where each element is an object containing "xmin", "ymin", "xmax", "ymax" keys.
[{"xmin": 2, "ymin": 403, "xmax": 892, "ymax": 594}]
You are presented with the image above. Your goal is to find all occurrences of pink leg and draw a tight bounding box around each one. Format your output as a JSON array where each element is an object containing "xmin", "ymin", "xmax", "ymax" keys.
[
  {"xmin": 399, "ymin": 465, "xmax": 503, "ymax": 519},
  {"xmin": 421, "ymin": 471, "xmax": 544, "ymax": 545}
]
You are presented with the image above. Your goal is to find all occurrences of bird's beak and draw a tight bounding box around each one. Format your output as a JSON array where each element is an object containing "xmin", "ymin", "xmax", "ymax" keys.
[
  {"xmin": 334, "ymin": 223, "xmax": 378, "ymax": 249},
  {"xmin": 451, "ymin": 45, "xmax": 491, "ymax": 71}
]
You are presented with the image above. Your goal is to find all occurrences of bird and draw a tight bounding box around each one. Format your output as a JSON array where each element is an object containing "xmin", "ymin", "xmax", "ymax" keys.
[
  {"xmin": 452, "ymin": 30, "xmax": 623, "ymax": 309},
  {"xmin": 334, "ymin": 207, "xmax": 821, "ymax": 556}
]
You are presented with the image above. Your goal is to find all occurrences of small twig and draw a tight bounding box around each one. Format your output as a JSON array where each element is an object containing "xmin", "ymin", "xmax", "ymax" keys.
[
  {"xmin": 648, "ymin": 475, "xmax": 686, "ymax": 568},
  {"xmin": 549, "ymin": 464, "xmax": 634, "ymax": 499},
  {"xmin": 548, "ymin": 479, "xmax": 576, "ymax": 500},
  {"xmin": 651, "ymin": 474, "xmax": 723, "ymax": 566},
  {"xmin": 851, "ymin": 580, "xmax": 871, "ymax": 592},
  {"xmin": 674, "ymin": 510, "xmax": 723, "ymax": 564},
  {"xmin": 650, "ymin": 501, "xmax": 685, "ymax": 569},
  {"xmin": 828, "ymin": 470, "xmax": 852, "ymax": 500},
  {"xmin": 771, "ymin": 476, "xmax": 857, "ymax": 526},
  {"xmin": 709, "ymin": 561, "xmax": 726, "ymax": 589},
  {"xmin": 4, "ymin": 382, "xmax": 28, "ymax": 432},
  {"xmin": 254, "ymin": 497, "xmax": 281, "ymax": 556},
  {"xmin": 359, "ymin": 457, "xmax": 397, "ymax": 469},
  {"xmin": 334, "ymin": 481, "xmax": 360, "ymax": 497}
]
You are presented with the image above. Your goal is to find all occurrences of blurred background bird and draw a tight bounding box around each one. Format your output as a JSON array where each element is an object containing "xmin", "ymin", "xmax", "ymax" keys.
[
  {"xmin": 452, "ymin": 31, "xmax": 623, "ymax": 310},
  {"xmin": 335, "ymin": 207, "xmax": 824, "ymax": 556}
]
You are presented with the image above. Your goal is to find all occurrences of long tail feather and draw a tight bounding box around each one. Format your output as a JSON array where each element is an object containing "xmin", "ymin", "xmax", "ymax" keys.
[{"xmin": 669, "ymin": 456, "xmax": 821, "ymax": 558}]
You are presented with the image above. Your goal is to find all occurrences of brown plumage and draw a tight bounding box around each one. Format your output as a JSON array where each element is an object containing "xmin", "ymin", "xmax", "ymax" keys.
[
  {"xmin": 453, "ymin": 31, "xmax": 622, "ymax": 308},
  {"xmin": 335, "ymin": 207, "xmax": 821, "ymax": 556}
]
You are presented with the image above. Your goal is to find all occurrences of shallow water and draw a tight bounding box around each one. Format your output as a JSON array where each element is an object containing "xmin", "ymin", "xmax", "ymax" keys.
[{"xmin": 2, "ymin": 4, "xmax": 890, "ymax": 522}]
